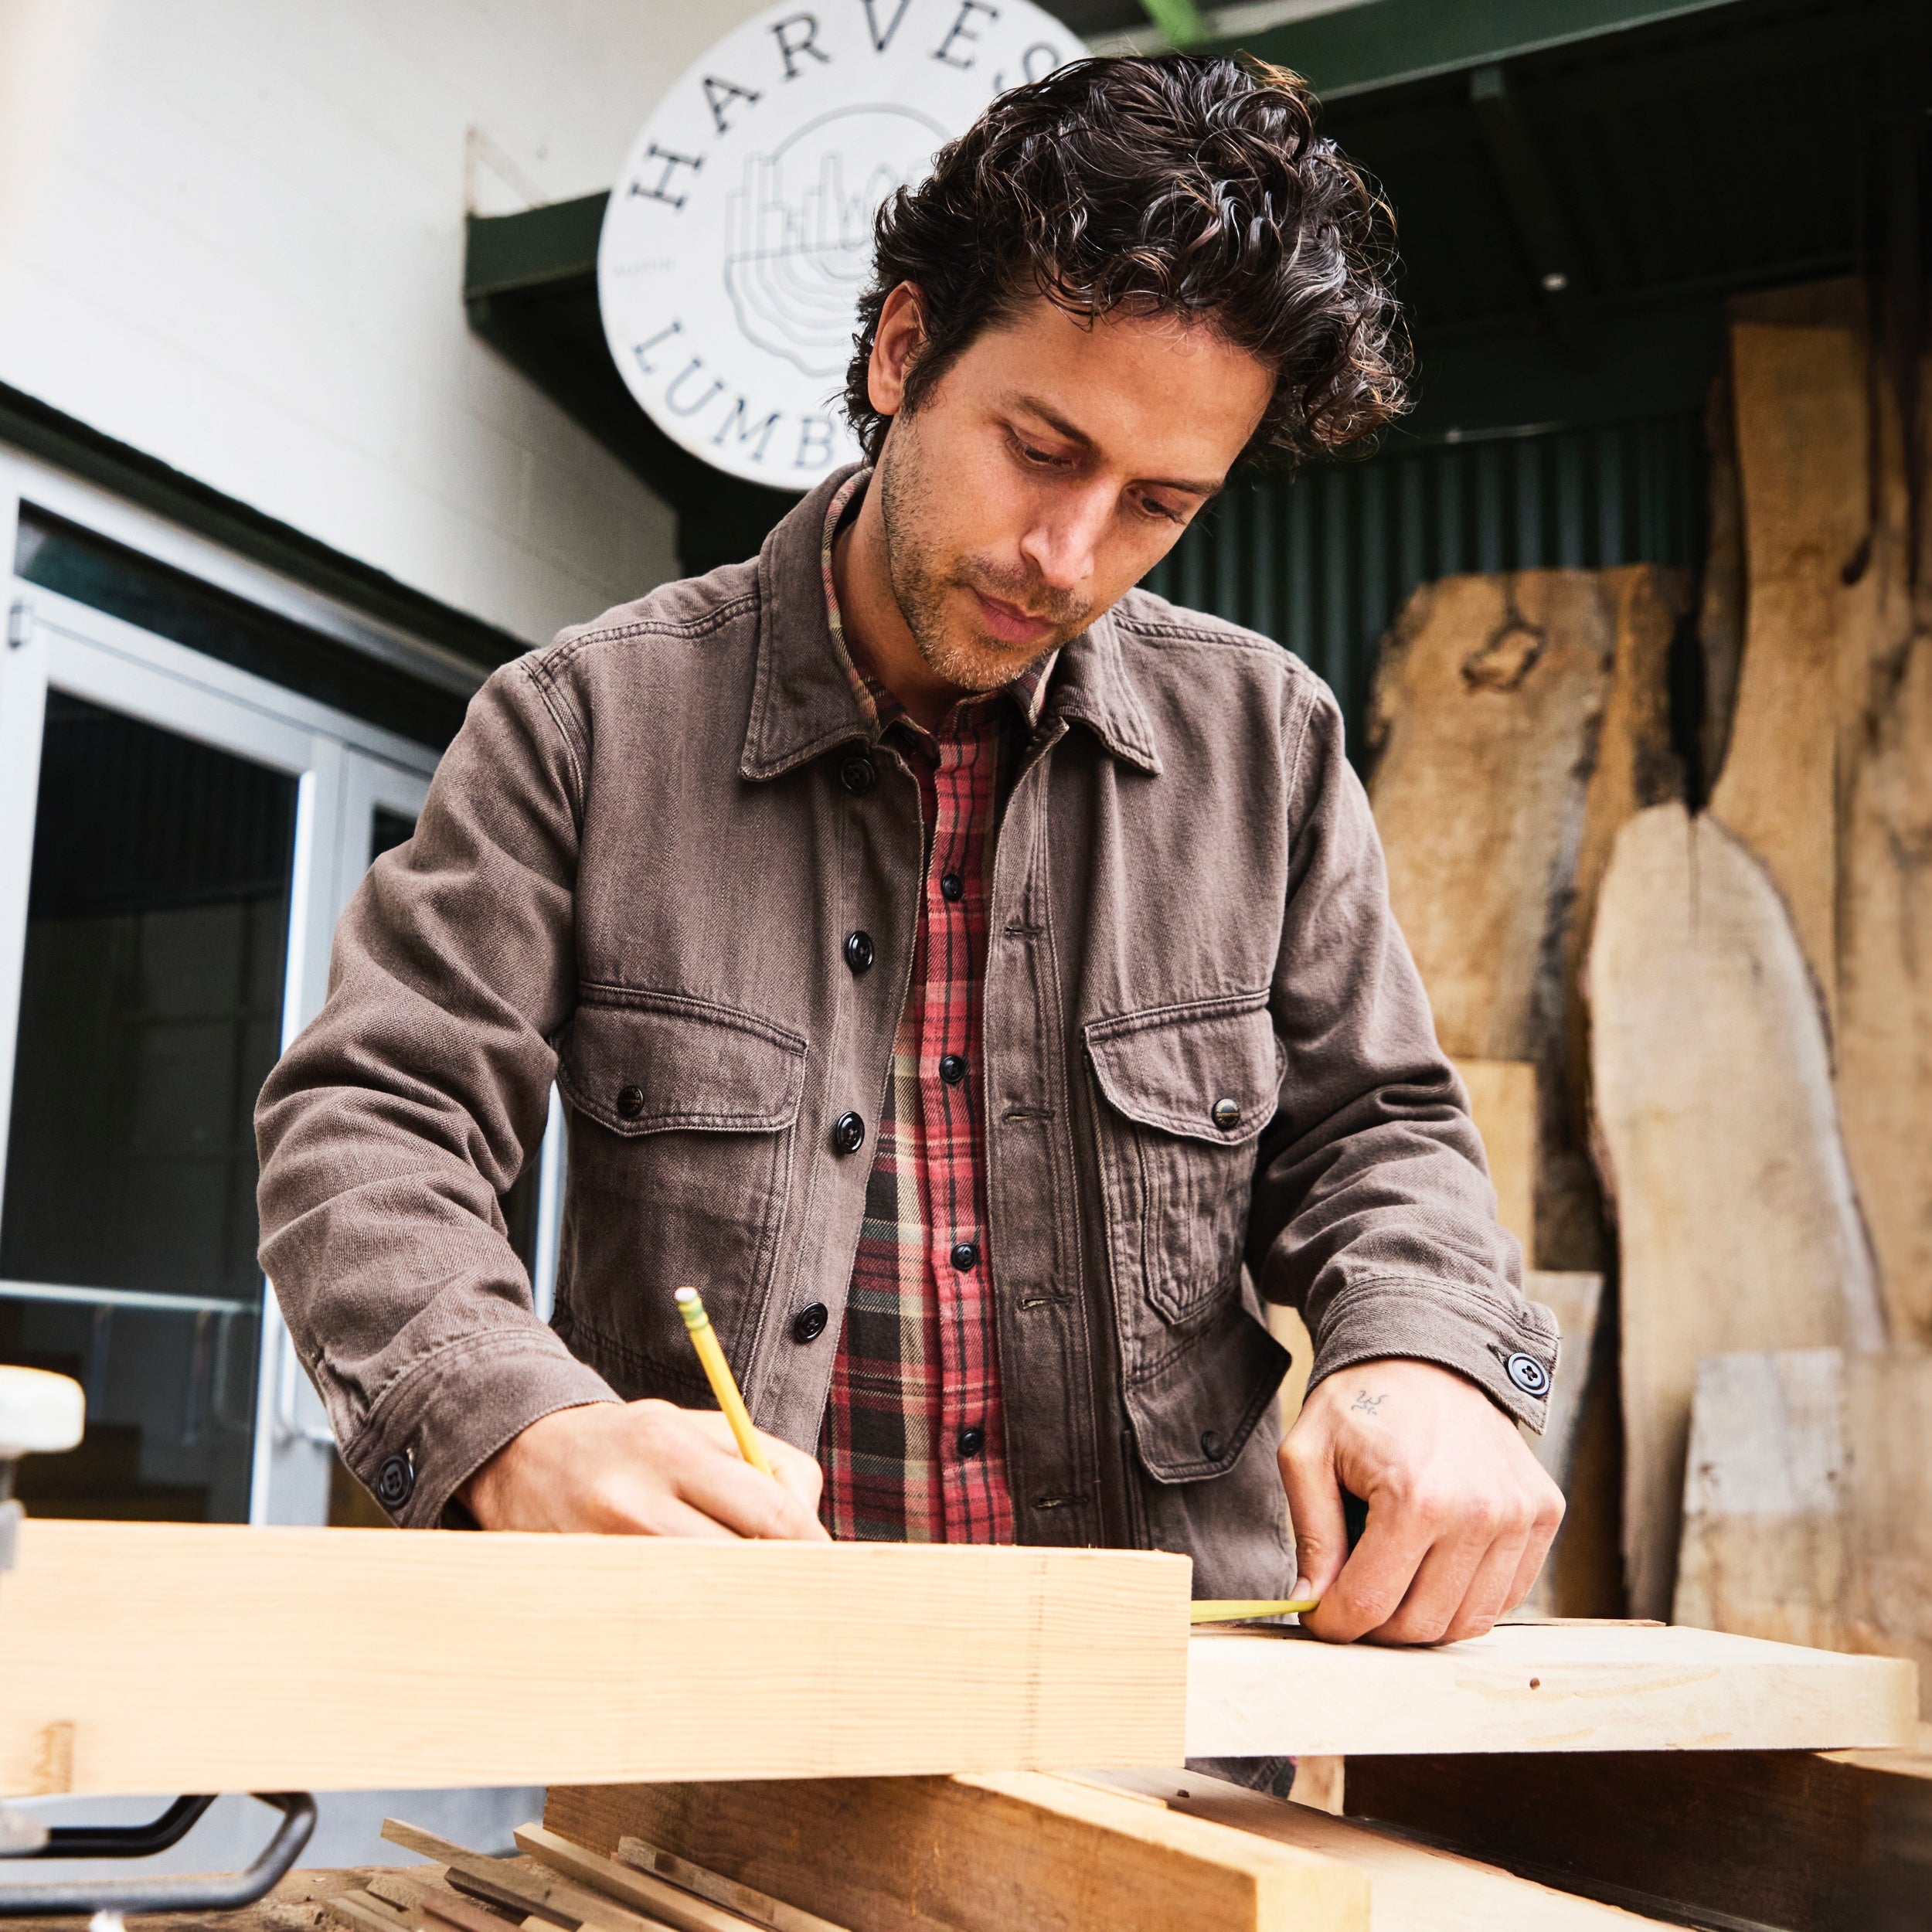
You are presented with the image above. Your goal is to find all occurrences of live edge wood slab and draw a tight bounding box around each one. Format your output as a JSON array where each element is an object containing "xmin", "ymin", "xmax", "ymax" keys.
[{"xmin": 0, "ymin": 1523, "xmax": 1913, "ymax": 1799}]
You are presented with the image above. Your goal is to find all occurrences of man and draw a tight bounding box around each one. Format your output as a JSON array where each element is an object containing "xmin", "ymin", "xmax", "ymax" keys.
[{"xmin": 257, "ymin": 54, "xmax": 1563, "ymax": 1648}]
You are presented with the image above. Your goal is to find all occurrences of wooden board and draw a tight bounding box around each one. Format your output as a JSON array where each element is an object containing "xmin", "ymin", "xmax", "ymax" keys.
[
  {"xmin": 0, "ymin": 1519, "xmax": 1188, "ymax": 1798},
  {"xmin": 1710, "ymin": 281, "xmax": 1932, "ymax": 1349},
  {"xmin": 1456, "ymin": 1059, "xmax": 1536, "ymax": 1257},
  {"xmin": 1518, "ymin": 1270, "xmax": 1605, "ymax": 1615},
  {"xmin": 545, "ymin": 1772, "xmax": 1372, "ymax": 1932},
  {"xmin": 1347, "ymin": 1727, "xmax": 1932, "ymax": 1932},
  {"xmin": 1675, "ymin": 1348, "xmax": 1932, "ymax": 1716},
  {"xmin": 1182, "ymin": 1619, "xmax": 1915, "ymax": 1758},
  {"xmin": 1097, "ymin": 1770, "xmax": 1679, "ymax": 1929},
  {"xmin": 1369, "ymin": 564, "xmax": 1688, "ymax": 1271},
  {"xmin": 1583, "ymin": 801, "xmax": 1886, "ymax": 1617}
]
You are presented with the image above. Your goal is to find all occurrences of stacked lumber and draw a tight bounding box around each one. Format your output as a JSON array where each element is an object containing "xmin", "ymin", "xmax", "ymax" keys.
[{"xmin": 543, "ymin": 1768, "xmax": 1684, "ymax": 1931}]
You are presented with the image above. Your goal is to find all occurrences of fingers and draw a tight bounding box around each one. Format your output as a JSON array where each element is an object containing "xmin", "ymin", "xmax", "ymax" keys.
[
  {"xmin": 1503, "ymin": 1469, "xmax": 1566, "ymax": 1611},
  {"xmin": 672, "ymin": 1408, "xmax": 831, "ymax": 1540},
  {"xmin": 1304, "ymin": 1488, "xmax": 1439, "ymax": 1643},
  {"xmin": 1278, "ymin": 1427, "xmax": 1350, "ymax": 1610}
]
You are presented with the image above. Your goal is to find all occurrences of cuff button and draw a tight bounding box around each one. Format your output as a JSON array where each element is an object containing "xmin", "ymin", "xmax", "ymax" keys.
[
  {"xmin": 1505, "ymin": 1352, "xmax": 1552, "ymax": 1397},
  {"xmin": 374, "ymin": 1452, "xmax": 414, "ymax": 1511}
]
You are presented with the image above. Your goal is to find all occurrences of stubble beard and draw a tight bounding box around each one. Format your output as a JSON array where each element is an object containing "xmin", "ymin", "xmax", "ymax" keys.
[{"xmin": 876, "ymin": 414, "xmax": 1094, "ymax": 696}]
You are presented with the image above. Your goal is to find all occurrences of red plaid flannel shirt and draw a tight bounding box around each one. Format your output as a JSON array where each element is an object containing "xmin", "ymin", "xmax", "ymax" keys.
[{"xmin": 815, "ymin": 472, "xmax": 1054, "ymax": 1542}]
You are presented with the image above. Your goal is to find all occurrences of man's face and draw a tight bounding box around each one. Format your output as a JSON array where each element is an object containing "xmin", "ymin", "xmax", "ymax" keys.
[{"xmin": 869, "ymin": 294, "xmax": 1274, "ymax": 693}]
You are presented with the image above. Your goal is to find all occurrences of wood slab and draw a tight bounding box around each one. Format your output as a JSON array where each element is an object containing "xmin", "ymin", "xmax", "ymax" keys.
[
  {"xmin": 1456, "ymin": 1059, "xmax": 1536, "ymax": 1257},
  {"xmin": 545, "ymin": 1771, "xmax": 1372, "ymax": 1932},
  {"xmin": 1347, "ymin": 1726, "xmax": 1932, "ymax": 1932},
  {"xmin": 1369, "ymin": 564, "xmax": 1687, "ymax": 1272},
  {"xmin": 1182, "ymin": 1619, "xmax": 1915, "ymax": 1758},
  {"xmin": 1098, "ymin": 1770, "xmax": 1679, "ymax": 1929},
  {"xmin": 1585, "ymin": 801, "xmax": 1886, "ymax": 1617},
  {"xmin": 0, "ymin": 1519, "xmax": 1188, "ymax": 1797},
  {"xmin": 1518, "ymin": 1269, "xmax": 1607, "ymax": 1616},
  {"xmin": 1676, "ymin": 1348, "xmax": 1932, "ymax": 1716}
]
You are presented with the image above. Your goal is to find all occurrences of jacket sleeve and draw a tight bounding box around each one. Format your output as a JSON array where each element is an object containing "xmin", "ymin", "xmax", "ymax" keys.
[
  {"xmin": 1247, "ymin": 679, "xmax": 1560, "ymax": 1430},
  {"xmin": 255, "ymin": 654, "xmax": 617, "ymax": 1526}
]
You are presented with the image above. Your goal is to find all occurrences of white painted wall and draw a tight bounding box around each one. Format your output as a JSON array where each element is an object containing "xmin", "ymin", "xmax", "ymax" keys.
[{"xmin": 0, "ymin": 0, "xmax": 776, "ymax": 645}]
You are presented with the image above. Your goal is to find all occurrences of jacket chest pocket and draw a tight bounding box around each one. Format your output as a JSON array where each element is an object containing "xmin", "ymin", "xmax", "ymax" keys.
[
  {"xmin": 1086, "ymin": 994, "xmax": 1281, "ymax": 1330},
  {"xmin": 556, "ymin": 989, "xmax": 807, "ymax": 1393}
]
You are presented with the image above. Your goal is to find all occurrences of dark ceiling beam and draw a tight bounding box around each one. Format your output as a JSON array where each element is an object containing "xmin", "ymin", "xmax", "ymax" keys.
[
  {"xmin": 1201, "ymin": 0, "xmax": 1747, "ymax": 97},
  {"xmin": 1466, "ymin": 63, "xmax": 1593, "ymax": 361}
]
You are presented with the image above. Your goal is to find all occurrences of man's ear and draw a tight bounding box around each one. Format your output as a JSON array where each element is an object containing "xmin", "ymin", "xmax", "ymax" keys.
[{"xmin": 867, "ymin": 283, "xmax": 927, "ymax": 417}]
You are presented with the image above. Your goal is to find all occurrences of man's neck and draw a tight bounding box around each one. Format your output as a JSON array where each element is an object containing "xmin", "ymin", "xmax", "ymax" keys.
[{"xmin": 831, "ymin": 485, "xmax": 963, "ymax": 733}]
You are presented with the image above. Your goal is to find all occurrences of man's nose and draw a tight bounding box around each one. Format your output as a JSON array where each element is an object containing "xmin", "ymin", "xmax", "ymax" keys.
[{"xmin": 1020, "ymin": 483, "xmax": 1111, "ymax": 590}]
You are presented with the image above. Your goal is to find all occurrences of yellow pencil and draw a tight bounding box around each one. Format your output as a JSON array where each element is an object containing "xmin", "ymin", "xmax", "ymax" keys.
[
  {"xmin": 674, "ymin": 1286, "xmax": 776, "ymax": 1479},
  {"xmin": 1189, "ymin": 1598, "xmax": 1321, "ymax": 1624}
]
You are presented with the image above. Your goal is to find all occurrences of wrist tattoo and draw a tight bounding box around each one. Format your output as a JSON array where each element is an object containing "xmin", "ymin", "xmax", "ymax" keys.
[{"xmin": 1350, "ymin": 1390, "xmax": 1387, "ymax": 1415}]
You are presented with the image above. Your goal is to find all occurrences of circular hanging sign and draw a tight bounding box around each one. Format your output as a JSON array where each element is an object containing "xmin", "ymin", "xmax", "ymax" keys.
[{"xmin": 598, "ymin": 0, "xmax": 1079, "ymax": 488}]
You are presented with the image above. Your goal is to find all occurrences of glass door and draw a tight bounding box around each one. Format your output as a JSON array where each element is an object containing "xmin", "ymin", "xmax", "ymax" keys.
[{"xmin": 0, "ymin": 548, "xmax": 447, "ymax": 1524}]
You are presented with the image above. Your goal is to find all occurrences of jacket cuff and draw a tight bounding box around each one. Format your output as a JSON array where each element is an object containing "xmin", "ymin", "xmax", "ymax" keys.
[
  {"xmin": 340, "ymin": 1327, "xmax": 620, "ymax": 1528},
  {"xmin": 1306, "ymin": 1277, "xmax": 1561, "ymax": 1432}
]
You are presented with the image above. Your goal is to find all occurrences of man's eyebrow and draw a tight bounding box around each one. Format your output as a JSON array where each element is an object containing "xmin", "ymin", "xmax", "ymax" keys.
[{"xmin": 1011, "ymin": 395, "xmax": 1223, "ymax": 498}]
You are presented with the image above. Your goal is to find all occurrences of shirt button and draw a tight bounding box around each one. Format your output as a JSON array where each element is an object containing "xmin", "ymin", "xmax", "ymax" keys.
[
  {"xmin": 939, "ymin": 1053, "xmax": 967, "ymax": 1084},
  {"xmin": 1506, "ymin": 1352, "xmax": 1552, "ymax": 1397},
  {"xmin": 832, "ymin": 1111, "xmax": 866, "ymax": 1155},
  {"xmin": 957, "ymin": 1426, "xmax": 985, "ymax": 1458},
  {"xmin": 840, "ymin": 753, "xmax": 876, "ymax": 796},
  {"xmin": 940, "ymin": 871, "xmax": 964, "ymax": 901},
  {"xmin": 792, "ymin": 1303, "xmax": 829, "ymax": 1344},
  {"xmin": 616, "ymin": 1084, "xmax": 646, "ymax": 1120},
  {"xmin": 843, "ymin": 930, "xmax": 875, "ymax": 975},
  {"xmin": 1211, "ymin": 1097, "xmax": 1242, "ymax": 1131},
  {"xmin": 1200, "ymin": 1429, "xmax": 1226, "ymax": 1461},
  {"xmin": 951, "ymin": 1241, "xmax": 978, "ymax": 1271},
  {"xmin": 374, "ymin": 1453, "xmax": 414, "ymax": 1510}
]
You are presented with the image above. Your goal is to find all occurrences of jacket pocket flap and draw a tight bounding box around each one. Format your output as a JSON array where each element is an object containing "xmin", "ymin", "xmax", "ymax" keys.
[
  {"xmin": 1124, "ymin": 1300, "xmax": 1291, "ymax": 1483},
  {"xmin": 1086, "ymin": 995, "xmax": 1279, "ymax": 1147},
  {"xmin": 560, "ymin": 990, "xmax": 807, "ymax": 1136}
]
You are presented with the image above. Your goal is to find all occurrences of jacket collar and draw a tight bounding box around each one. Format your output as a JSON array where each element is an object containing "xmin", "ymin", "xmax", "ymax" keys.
[{"xmin": 740, "ymin": 463, "xmax": 1162, "ymax": 781}]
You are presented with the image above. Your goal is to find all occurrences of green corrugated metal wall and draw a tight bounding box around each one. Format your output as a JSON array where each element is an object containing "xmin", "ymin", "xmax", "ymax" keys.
[{"xmin": 1142, "ymin": 410, "xmax": 1705, "ymax": 754}]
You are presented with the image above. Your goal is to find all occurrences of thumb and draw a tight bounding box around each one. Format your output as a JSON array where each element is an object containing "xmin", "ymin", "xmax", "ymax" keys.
[{"xmin": 1280, "ymin": 1433, "xmax": 1349, "ymax": 1602}]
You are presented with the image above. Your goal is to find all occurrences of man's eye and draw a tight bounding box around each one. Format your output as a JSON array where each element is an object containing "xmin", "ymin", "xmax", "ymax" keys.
[
  {"xmin": 1139, "ymin": 495, "xmax": 1185, "ymax": 525},
  {"xmin": 1017, "ymin": 440, "xmax": 1060, "ymax": 465}
]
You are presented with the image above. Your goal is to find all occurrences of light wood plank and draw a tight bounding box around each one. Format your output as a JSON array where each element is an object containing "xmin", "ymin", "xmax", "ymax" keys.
[
  {"xmin": 617, "ymin": 1838, "xmax": 852, "ymax": 1932},
  {"xmin": 1183, "ymin": 1618, "xmax": 1915, "ymax": 1757},
  {"xmin": 545, "ymin": 1773, "xmax": 1369, "ymax": 1932},
  {"xmin": 515, "ymin": 1823, "xmax": 793, "ymax": 1932},
  {"xmin": 1584, "ymin": 801, "xmax": 1886, "ymax": 1617},
  {"xmin": 1097, "ymin": 1770, "xmax": 1676, "ymax": 1929},
  {"xmin": 1519, "ymin": 1270, "xmax": 1607, "ymax": 1616},
  {"xmin": 1675, "ymin": 1349, "xmax": 1932, "ymax": 1717},
  {"xmin": 0, "ymin": 1519, "xmax": 1187, "ymax": 1798},
  {"xmin": 1455, "ymin": 1059, "xmax": 1536, "ymax": 1258}
]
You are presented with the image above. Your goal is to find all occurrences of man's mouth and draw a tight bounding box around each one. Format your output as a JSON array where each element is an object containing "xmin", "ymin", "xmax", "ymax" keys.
[{"xmin": 971, "ymin": 587, "xmax": 1059, "ymax": 647}]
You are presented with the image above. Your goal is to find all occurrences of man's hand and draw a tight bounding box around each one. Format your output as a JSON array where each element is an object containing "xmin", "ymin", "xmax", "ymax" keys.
[
  {"xmin": 1281, "ymin": 1359, "xmax": 1563, "ymax": 1645},
  {"xmin": 461, "ymin": 1400, "xmax": 831, "ymax": 1539}
]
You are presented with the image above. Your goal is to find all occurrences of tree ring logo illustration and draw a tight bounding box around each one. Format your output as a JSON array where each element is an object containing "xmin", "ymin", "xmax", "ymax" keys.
[{"xmin": 599, "ymin": 0, "xmax": 1077, "ymax": 488}]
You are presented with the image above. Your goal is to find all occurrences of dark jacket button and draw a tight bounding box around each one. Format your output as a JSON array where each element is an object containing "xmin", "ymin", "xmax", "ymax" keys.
[
  {"xmin": 832, "ymin": 1111, "xmax": 866, "ymax": 1155},
  {"xmin": 939, "ymin": 1053, "xmax": 966, "ymax": 1084},
  {"xmin": 374, "ymin": 1452, "xmax": 414, "ymax": 1510},
  {"xmin": 951, "ymin": 1241, "xmax": 978, "ymax": 1271},
  {"xmin": 840, "ymin": 753, "xmax": 876, "ymax": 795},
  {"xmin": 844, "ymin": 930, "xmax": 875, "ymax": 975},
  {"xmin": 793, "ymin": 1302, "xmax": 829, "ymax": 1344},
  {"xmin": 940, "ymin": 871, "xmax": 964, "ymax": 901},
  {"xmin": 616, "ymin": 1084, "xmax": 646, "ymax": 1120},
  {"xmin": 957, "ymin": 1425, "xmax": 985, "ymax": 1458},
  {"xmin": 1211, "ymin": 1097, "xmax": 1242, "ymax": 1131},
  {"xmin": 1200, "ymin": 1429, "xmax": 1226, "ymax": 1460},
  {"xmin": 1506, "ymin": 1352, "xmax": 1552, "ymax": 1397}
]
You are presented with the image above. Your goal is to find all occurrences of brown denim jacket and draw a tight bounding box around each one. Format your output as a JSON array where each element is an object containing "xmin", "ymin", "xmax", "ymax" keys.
[{"xmin": 256, "ymin": 467, "xmax": 1558, "ymax": 1591}]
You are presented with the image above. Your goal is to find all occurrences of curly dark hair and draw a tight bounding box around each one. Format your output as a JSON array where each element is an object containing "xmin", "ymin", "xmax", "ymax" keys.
[{"xmin": 843, "ymin": 54, "xmax": 1409, "ymax": 468}]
